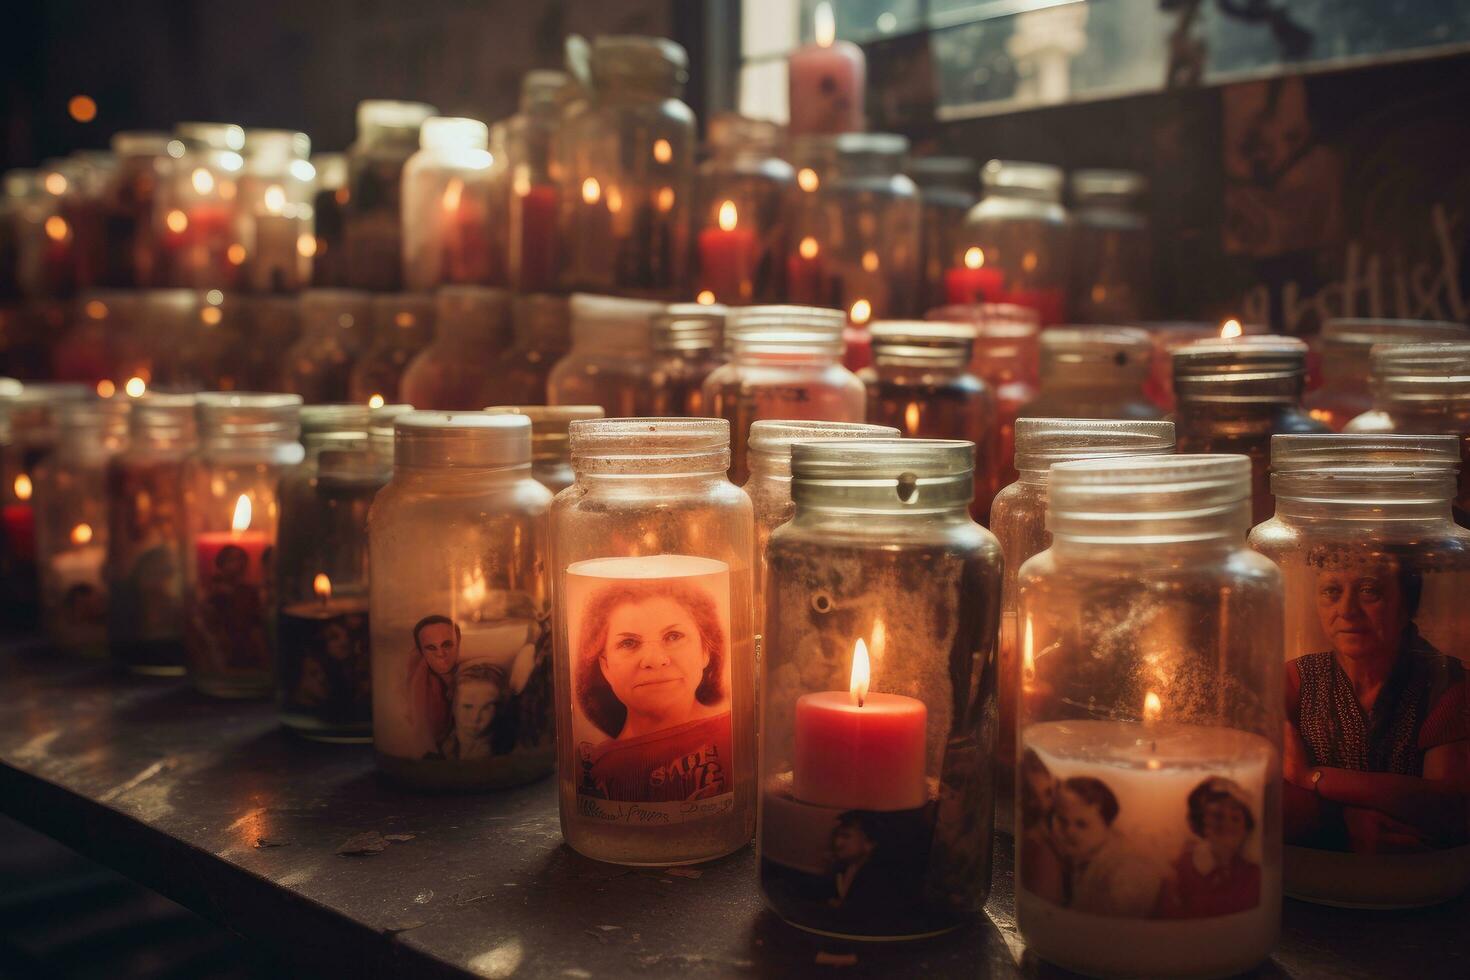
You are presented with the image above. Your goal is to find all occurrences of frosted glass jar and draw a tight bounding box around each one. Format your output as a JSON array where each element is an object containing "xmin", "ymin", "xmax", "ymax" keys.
[
  {"xmin": 546, "ymin": 294, "xmax": 664, "ymax": 416},
  {"xmin": 349, "ymin": 292, "xmax": 435, "ymax": 405},
  {"xmin": 1068, "ymin": 170, "xmax": 1150, "ymax": 324},
  {"xmin": 695, "ymin": 114, "xmax": 793, "ymax": 305},
  {"xmin": 344, "ymin": 100, "xmax": 436, "ymax": 291},
  {"xmin": 1018, "ymin": 327, "xmax": 1162, "ymax": 422},
  {"xmin": 484, "ymin": 404, "xmax": 603, "ymax": 494},
  {"xmin": 282, "ymin": 290, "xmax": 374, "ymax": 404},
  {"xmin": 955, "ymin": 161, "xmax": 1069, "ymax": 325},
  {"xmin": 402, "ymin": 117, "xmax": 505, "ymax": 291},
  {"xmin": 1303, "ymin": 319, "xmax": 1467, "ymax": 432},
  {"xmin": 399, "ymin": 286, "xmax": 512, "ymax": 411}
]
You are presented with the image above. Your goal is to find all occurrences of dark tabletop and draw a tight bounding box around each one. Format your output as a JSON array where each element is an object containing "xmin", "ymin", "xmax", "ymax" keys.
[{"xmin": 0, "ymin": 642, "xmax": 1465, "ymax": 980}]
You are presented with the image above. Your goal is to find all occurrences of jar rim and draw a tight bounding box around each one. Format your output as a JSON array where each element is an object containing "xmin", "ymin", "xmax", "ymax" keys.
[
  {"xmin": 1013, "ymin": 418, "xmax": 1176, "ymax": 473},
  {"xmin": 792, "ymin": 438, "xmax": 974, "ymax": 478},
  {"xmin": 1325, "ymin": 318, "xmax": 1467, "ymax": 349},
  {"xmin": 569, "ymin": 417, "xmax": 729, "ymax": 469},
  {"xmin": 748, "ymin": 420, "xmax": 900, "ymax": 457},
  {"xmin": 394, "ymin": 410, "xmax": 530, "ymax": 468},
  {"xmin": 1048, "ymin": 454, "xmax": 1251, "ymax": 544},
  {"xmin": 1270, "ymin": 432, "xmax": 1461, "ymax": 470},
  {"xmin": 300, "ymin": 403, "xmax": 371, "ymax": 434}
]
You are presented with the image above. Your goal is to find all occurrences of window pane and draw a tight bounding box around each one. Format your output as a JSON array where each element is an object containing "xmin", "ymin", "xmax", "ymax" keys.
[
  {"xmin": 744, "ymin": 0, "xmax": 800, "ymax": 59},
  {"xmin": 739, "ymin": 58, "xmax": 791, "ymax": 122}
]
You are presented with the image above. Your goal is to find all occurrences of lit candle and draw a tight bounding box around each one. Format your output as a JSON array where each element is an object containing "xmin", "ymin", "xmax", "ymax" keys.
[
  {"xmin": 48, "ymin": 522, "xmax": 106, "ymax": 596},
  {"xmin": 3, "ymin": 474, "xmax": 36, "ymax": 562},
  {"xmin": 277, "ymin": 572, "xmax": 373, "ymax": 735},
  {"xmin": 697, "ymin": 200, "xmax": 758, "ymax": 303},
  {"xmin": 194, "ymin": 494, "xmax": 269, "ymax": 587},
  {"xmin": 793, "ymin": 638, "xmax": 928, "ymax": 811},
  {"xmin": 787, "ymin": 2, "xmax": 866, "ymax": 137},
  {"xmin": 944, "ymin": 246, "xmax": 1005, "ymax": 304},
  {"xmin": 513, "ymin": 182, "xmax": 560, "ymax": 293}
]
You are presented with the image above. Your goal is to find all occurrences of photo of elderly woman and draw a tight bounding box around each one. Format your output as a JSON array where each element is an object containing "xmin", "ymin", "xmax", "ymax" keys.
[
  {"xmin": 1052, "ymin": 776, "xmax": 1168, "ymax": 917},
  {"xmin": 569, "ymin": 569, "xmax": 733, "ymax": 804},
  {"xmin": 1284, "ymin": 553, "xmax": 1469, "ymax": 854},
  {"xmin": 1159, "ymin": 777, "xmax": 1262, "ymax": 918}
]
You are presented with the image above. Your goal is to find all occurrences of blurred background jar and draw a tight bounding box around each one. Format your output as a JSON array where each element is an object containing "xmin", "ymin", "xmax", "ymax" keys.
[
  {"xmin": 160, "ymin": 289, "xmax": 251, "ymax": 392},
  {"xmin": 349, "ymin": 292, "xmax": 435, "ymax": 406},
  {"xmin": 694, "ymin": 114, "xmax": 792, "ymax": 306},
  {"xmin": 52, "ymin": 291, "xmax": 139, "ymax": 390},
  {"xmin": 344, "ymin": 100, "xmax": 436, "ymax": 291},
  {"xmin": 557, "ymin": 36, "xmax": 694, "ymax": 299},
  {"xmin": 908, "ymin": 156, "xmax": 978, "ymax": 313},
  {"xmin": 1141, "ymin": 320, "xmax": 1263, "ymax": 411},
  {"xmin": 402, "ymin": 117, "xmax": 505, "ymax": 292},
  {"xmin": 156, "ymin": 123, "xmax": 246, "ymax": 290},
  {"xmin": 399, "ymin": 286, "xmax": 512, "ymax": 411},
  {"xmin": 308, "ymin": 152, "xmax": 349, "ymax": 287},
  {"xmin": 1067, "ymin": 169, "xmax": 1150, "ymax": 324},
  {"xmin": 1018, "ymin": 327, "xmax": 1162, "ymax": 421},
  {"xmin": 238, "ymin": 294, "xmax": 302, "ymax": 392},
  {"xmin": 484, "ymin": 404, "xmax": 603, "ymax": 494},
  {"xmin": 106, "ymin": 393, "xmax": 196, "ymax": 676},
  {"xmin": 282, "ymin": 289, "xmax": 373, "ymax": 404},
  {"xmin": 1304, "ymin": 319, "xmax": 1469, "ymax": 431},
  {"xmin": 953, "ymin": 160, "xmax": 1069, "ymax": 326},
  {"xmin": 15, "ymin": 158, "xmax": 80, "ymax": 299},
  {"xmin": 33, "ymin": 397, "xmax": 129, "ymax": 654},
  {"xmin": 238, "ymin": 129, "xmax": 314, "ymax": 294},
  {"xmin": 0, "ymin": 171, "xmax": 35, "ymax": 303},
  {"xmin": 505, "ymin": 70, "xmax": 567, "ymax": 295},
  {"xmin": 651, "ymin": 303, "xmax": 725, "ymax": 415},
  {"xmin": 1173, "ymin": 337, "xmax": 1327, "ymax": 525},
  {"xmin": 861, "ymin": 321, "xmax": 996, "ymax": 519},
  {"xmin": 546, "ymin": 294, "xmax": 664, "ymax": 416},
  {"xmin": 61, "ymin": 150, "xmax": 117, "ymax": 293},
  {"xmin": 97, "ymin": 131, "xmax": 171, "ymax": 288},
  {"xmin": 496, "ymin": 294, "xmax": 571, "ymax": 406}
]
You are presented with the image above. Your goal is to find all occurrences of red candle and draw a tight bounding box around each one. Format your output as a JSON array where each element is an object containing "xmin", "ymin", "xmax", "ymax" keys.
[
  {"xmin": 793, "ymin": 638, "xmax": 928, "ymax": 811},
  {"xmin": 999, "ymin": 286, "xmax": 1066, "ymax": 327},
  {"xmin": 697, "ymin": 200, "xmax": 758, "ymax": 303},
  {"xmin": 515, "ymin": 183, "xmax": 559, "ymax": 293},
  {"xmin": 786, "ymin": 248, "xmax": 827, "ymax": 306},
  {"xmin": 787, "ymin": 4, "xmax": 866, "ymax": 136},
  {"xmin": 195, "ymin": 494, "xmax": 268, "ymax": 586},
  {"xmin": 944, "ymin": 265, "xmax": 1005, "ymax": 305},
  {"xmin": 2, "ymin": 503, "xmax": 36, "ymax": 563}
]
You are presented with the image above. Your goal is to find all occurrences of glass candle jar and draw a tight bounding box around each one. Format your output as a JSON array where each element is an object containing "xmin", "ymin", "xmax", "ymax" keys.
[
  {"xmin": 349, "ymin": 292, "xmax": 435, "ymax": 405},
  {"xmin": 239, "ymin": 294, "xmax": 302, "ymax": 392},
  {"xmin": 506, "ymin": 70, "xmax": 568, "ymax": 294},
  {"xmin": 106, "ymin": 393, "xmax": 197, "ymax": 675},
  {"xmin": 1249, "ymin": 433, "xmax": 1470, "ymax": 908},
  {"xmin": 1068, "ymin": 169, "xmax": 1151, "ymax": 324},
  {"xmin": 1305, "ymin": 319, "xmax": 1469, "ymax": 432},
  {"xmin": 1345, "ymin": 342, "xmax": 1470, "ymax": 524},
  {"xmin": 989, "ymin": 418, "xmax": 1176, "ymax": 831},
  {"xmin": 183, "ymin": 393, "xmax": 305, "ymax": 698},
  {"xmin": 62, "ymin": 151, "xmax": 117, "ymax": 293},
  {"xmin": 1016, "ymin": 455, "xmax": 1282, "ymax": 978},
  {"xmin": 282, "ymin": 289, "xmax": 374, "ymax": 404},
  {"xmin": 1019, "ymin": 327, "xmax": 1163, "ymax": 422},
  {"xmin": 484, "ymin": 404, "xmax": 604, "ymax": 494},
  {"xmin": 551, "ymin": 417, "xmax": 756, "ymax": 865},
  {"xmin": 557, "ymin": 36, "xmax": 694, "ymax": 299},
  {"xmin": 703, "ymin": 315, "xmax": 867, "ymax": 485},
  {"xmin": 53, "ymin": 291, "xmax": 137, "ymax": 388},
  {"xmin": 695, "ymin": 114, "xmax": 793, "ymax": 305},
  {"xmin": 344, "ymin": 100, "xmax": 436, "ymax": 291},
  {"xmin": 33, "ymin": 398, "xmax": 130, "ymax": 653},
  {"xmin": 651, "ymin": 303, "xmax": 726, "ymax": 416},
  {"xmin": 547, "ymin": 294, "xmax": 664, "ymax": 415},
  {"xmin": 99, "ymin": 131, "xmax": 170, "ymax": 289},
  {"xmin": 309, "ymin": 152, "xmax": 349, "ymax": 288},
  {"xmin": 156, "ymin": 123, "xmax": 245, "ymax": 290},
  {"xmin": 908, "ymin": 156, "xmax": 978, "ymax": 313},
  {"xmin": 237, "ymin": 129, "xmax": 313, "ymax": 293},
  {"xmin": 954, "ymin": 161, "xmax": 1069, "ymax": 325},
  {"xmin": 760, "ymin": 439, "xmax": 1002, "ymax": 939},
  {"xmin": 369, "ymin": 411, "xmax": 554, "ymax": 789},
  {"xmin": 15, "ymin": 159, "xmax": 80, "ymax": 300},
  {"xmin": 1174, "ymin": 337, "xmax": 1327, "ymax": 526},
  {"xmin": 497, "ymin": 294, "xmax": 571, "ymax": 406},
  {"xmin": 861, "ymin": 321, "xmax": 996, "ymax": 518},
  {"xmin": 402, "ymin": 117, "xmax": 505, "ymax": 291},
  {"xmin": 399, "ymin": 286, "xmax": 513, "ymax": 411}
]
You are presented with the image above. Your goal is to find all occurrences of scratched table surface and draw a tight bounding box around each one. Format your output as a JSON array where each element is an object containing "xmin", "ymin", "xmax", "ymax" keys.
[{"xmin": 0, "ymin": 642, "xmax": 1466, "ymax": 980}]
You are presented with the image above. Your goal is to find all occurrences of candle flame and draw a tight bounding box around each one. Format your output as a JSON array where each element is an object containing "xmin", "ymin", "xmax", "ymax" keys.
[
  {"xmin": 696, "ymin": 290, "xmax": 716, "ymax": 305},
  {"xmin": 1144, "ymin": 690, "xmax": 1163, "ymax": 724},
  {"xmin": 125, "ymin": 376, "xmax": 147, "ymax": 397},
  {"xmin": 442, "ymin": 177, "xmax": 464, "ymax": 213},
  {"xmin": 70, "ymin": 523, "xmax": 93, "ymax": 546},
  {"xmin": 368, "ymin": 393, "xmax": 385, "ymax": 409},
  {"xmin": 849, "ymin": 298, "xmax": 872, "ymax": 325},
  {"xmin": 718, "ymin": 199, "xmax": 737, "ymax": 232},
  {"xmin": 1021, "ymin": 617, "xmax": 1036, "ymax": 683},
  {"xmin": 165, "ymin": 209, "xmax": 188, "ymax": 234},
  {"xmin": 191, "ymin": 167, "xmax": 215, "ymax": 196},
  {"xmin": 231, "ymin": 494, "xmax": 252, "ymax": 533},
  {"xmin": 652, "ymin": 139, "xmax": 673, "ymax": 164},
  {"xmin": 797, "ymin": 168, "xmax": 819, "ymax": 193},
  {"xmin": 1220, "ymin": 318, "xmax": 1243, "ymax": 339},
  {"xmin": 96, "ymin": 379, "xmax": 116, "ymax": 398},
  {"xmin": 849, "ymin": 637, "xmax": 870, "ymax": 707},
  {"xmin": 13, "ymin": 474, "xmax": 32, "ymax": 501},
  {"xmin": 965, "ymin": 246, "xmax": 985, "ymax": 270},
  {"xmin": 798, "ymin": 236, "xmax": 819, "ymax": 260},
  {"xmin": 814, "ymin": 1, "xmax": 836, "ymax": 47},
  {"xmin": 45, "ymin": 216, "xmax": 68, "ymax": 241},
  {"xmin": 313, "ymin": 573, "xmax": 332, "ymax": 599},
  {"xmin": 904, "ymin": 402, "xmax": 921, "ymax": 433},
  {"xmin": 581, "ymin": 177, "xmax": 601, "ymax": 205},
  {"xmin": 263, "ymin": 184, "xmax": 286, "ymax": 215}
]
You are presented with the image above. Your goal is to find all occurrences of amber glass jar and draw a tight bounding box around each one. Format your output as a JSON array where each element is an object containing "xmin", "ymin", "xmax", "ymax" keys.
[
  {"xmin": 396, "ymin": 287, "xmax": 512, "ymax": 411},
  {"xmin": 954, "ymin": 161, "xmax": 1069, "ymax": 325},
  {"xmin": 651, "ymin": 304, "xmax": 725, "ymax": 416},
  {"xmin": 282, "ymin": 290, "xmax": 373, "ymax": 403},
  {"xmin": 1304, "ymin": 319, "xmax": 1467, "ymax": 432},
  {"xmin": 551, "ymin": 418, "xmax": 756, "ymax": 865},
  {"xmin": 1018, "ymin": 327, "xmax": 1162, "ymax": 422},
  {"xmin": 497, "ymin": 294, "xmax": 571, "ymax": 406},
  {"xmin": 506, "ymin": 71, "xmax": 568, "ymax": 294},
  {"xmin": 349, "ymin": 292, "xmax": 435, "ymax": 405},
  {"xmin": 695, "ymin": 115, "xmax": 792, "ymax": 305},
  {"xmin": 309, "ymin": 153, "xmax": 349, "ymax": 288},
  {"xmin": 908, "ymin": 156, "xmax": 978, "ymax": 312},
  {"xmin": 1174, "ymin": 337, "xmax": 1328, "ymax": 526},
  {"xmin": 546, "ymin": 294, "xmax": 664, "ymax": 416},
  {"xmin": 1068, "ymin": 170, "xmax": 1150, "ymax": 324},
  {"xmin": 484, "ymin": 405, "xmax": 604, "ymax": 494},
  {"xmin": 402, "ymin": 117, "xmax": 505, "ymax": 290},
  {"xmin": 1250, "ymin": 433, "xmax": 1470, "ymax": 908},
  {"xmin": 344, "ymin": 100, "xmax": 436, "ymax": 291}
]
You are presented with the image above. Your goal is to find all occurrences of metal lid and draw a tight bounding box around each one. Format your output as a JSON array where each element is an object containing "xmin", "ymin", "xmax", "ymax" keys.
[
  {"xmin": 110, "ymin": 131, "xmax": 172, "ymax": 157},
  {"xmin": 1040, "ymin": 327, "xmax": 1152, "ymax": 376},
  {"xmin": 652, "ymin": 304, "xmax": 725, "ymax": 352},
  {"xmin": 356, "ymin": 100, "xmax": 436, "ymax": 136},
  {"xmin": 869, "ymin": 321, "xmax": 975, "ymax": 365},
  {"xmin": 300, "ymin": 404, "xmax": 371, "ymax": 435},
  {"xmin": 748, "ymin": 420, "xmax": 901, "ymax": 457},
  {"xmin": 174, "ymin": 122, "xmax": 245, "ymax": 151},
  {"xmin": 1323, "ymin": 318, "xmax": 1468, "ymax": 351},
  {"xmin": 393, "ymin": 410, "xmax": 530, "ymax": 468},
  {"xmin": 1013, "ymin": 418, "xmax": 1176, "ymax": 476},
  {"xmin": 1369, "ymin": 342, "xmax": 1470, "ymax": 403},
  {"xmin": 569, "ymin": 417, "xmax": 729, "ymax": 475},
  {"xmin": 570, "ymin": 294, "xmax": 662, "ymax": 347},
  {"xmin": 419, "ymin": 117, "xmax": 489, "ymax": 152},
  {"xmin": 731, "ymin": 329, "xmax": 844, "ymax": 359},
  {"xmin": 590, "ymin": 35, "xmax": 689, "ymax": 91},
  {"xmin": 485, "ymin": 405, "xmax": 603, "ymax": 461},
  {"xmin": 791, "ymin": 438, "xmax": 975, "ymax": 512},
  {"xmin": 129, "ymin": 392, "xmax": 198, "ymax": 440},
  {"xmin": 1173, "ymin": 336, "xmax": 1308, "ymax": 402},
  {"xmin": 982, "ymin": 159, "xmax": 1063, "ymax": 198}
]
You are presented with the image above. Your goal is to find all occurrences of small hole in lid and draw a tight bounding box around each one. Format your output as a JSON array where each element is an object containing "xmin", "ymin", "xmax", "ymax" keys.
[{"xmin": 897, "ymin": 472, "xmax": 919, "ymax": 502}]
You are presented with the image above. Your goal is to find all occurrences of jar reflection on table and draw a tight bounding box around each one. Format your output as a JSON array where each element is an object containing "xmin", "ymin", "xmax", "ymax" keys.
[
  {"xmin": 308, "ymin": 152, "xmax": 349, "ymax": 288},
  {"xmin": 183, "ymin": 392, "xmax": 304, "ymax": 699},
  {"xmin": 988, "ymin": 418, "xmax": 1175, "ymax": 833},
  {"xmin": 907, "ymin": 156, "xmax": 977, "ymax": 313},
  {"xmin": 953, "ymin": 160, "xmax": 1069, "ymax": 326},
  {"xmin": 369, "ymin": 411, "xmax": 554, "ymax": 790},
  {"xmin": 349, "ymin": 293, "xmax": 434, "ymax": 406},
  {"xmin": 484, "ymin": 405, "xmax": 603, "ymax": 494},
  {"xmin": 282, "ymin": 289, "xmax": 373, "ymax": 404},
  {"xmin": 1016, "ymin": 455, "xmax": 1282, "ymax": 978},
  {"xmin": 557, "ymin": 36, "xmax": 694, "ymax": 299},
  {"xmin": 546, "ymin": 294, "xmax": 664, "ymax": 416},
  {"xmin": 106, "ymin": 393, "xmax": 197, "ymax": 676},
  {"xmin": 1068, "ymin": 169, "xmax": 1150, "ymax": 325},
  {"xmin": 861, "ymin": 320, "xmax": 996, "ymax": 520},
  {"xmin": 344, "ymin": 100, "xmax": 437, "ymax": 292},
  {"xmin": 1305, "ymin": 320, "xmax": 1469, "ymax": 432},
  {"xmin": 496, "ymin": 294, "xmax": 571, "ymax": 406},
  {"xmin": 97, "ymin": 131, "xmax": 172, "ymax": 289},
  {"xmin": 505, "ymin": 70, "xmax": 568, "ymax": 295},
  {"xmin": 760, "ymin": 440, "xmax": 1002, "ymax": 939},
  {"xmin": 156, "ymin": 123, "xmax": 245, "ymax": 290},
  {"xmin": 651, "ymin": 303, "xmax": 726, "ymax": 416},
  {"xmin": 402, "ymin": 117, "xmax": 506, "ymax": 291},
  {"xmin": 695, "ymin": 114, "xmax": 792, "ymax": 305},
  {"xmin": 1018, "ymin": 327, "xmax": 1162, "ymax": 422},
  {"xmin": 399, "ymin": 286, "xmax": 512, "ymax": 411}
]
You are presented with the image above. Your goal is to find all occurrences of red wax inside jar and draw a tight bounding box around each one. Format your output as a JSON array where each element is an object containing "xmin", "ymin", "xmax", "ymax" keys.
[
  {"xmin": 794, "ymin": 691, "xmax": 928, "ymax": 811},
  {"xmin": 195, "ymin": 530, "xmax": 268, "ymax": 587},
  {"xmin": 516, "ymin": 184, "xmax": 559, "ymax": 293},
  {"xmin": 3, "ymin": 504, "xmax": 36, "ymax": 562},
  {"xmin": 944, "ymin": 265, "xmax": 1005, "ymax": 305},
  {"xmin": 786, "ymin": 253, "xmax": 827, "ymax": 306},
  {"xmin": 999, "ymin": 286, "xmax": 1065, "ymax": 327},
  {"xmin": 843, "ymin": 324, "xmax": 871, "ymax": 372},
  {"xmin": 698, "ymin": 225, "xmax": 758, "ymax": 304}
]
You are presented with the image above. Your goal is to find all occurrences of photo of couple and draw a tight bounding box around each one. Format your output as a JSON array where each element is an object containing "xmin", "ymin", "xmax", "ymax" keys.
[{"xmin": 1020, "ymin": 750, "xmax": 1262, "ymax": 919}]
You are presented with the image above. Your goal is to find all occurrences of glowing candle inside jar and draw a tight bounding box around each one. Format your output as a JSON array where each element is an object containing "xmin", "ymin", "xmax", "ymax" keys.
[
  {"xmin": 787, "ymin": 2, "xmax": 866, "ymax": 136},
  {"xmin": 194, "ymin": 493, "xmax": 269, "ymax": 586},
  {"xmin": 793, "ymin": 637, "xmax": 928, "ymax": 811},
  {"xmin": 697, "ymin": 200, "xmax": 758, "ymax": 303}
]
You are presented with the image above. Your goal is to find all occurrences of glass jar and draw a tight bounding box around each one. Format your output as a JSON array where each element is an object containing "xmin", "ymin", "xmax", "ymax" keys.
[
  {"xmin": 98, "ymin": 131, "xmax": 171, "ymax": 288},
  {"xmin": 1345, "ymin": 342, "xmax": 1470, "ymax": 525},
  {"xmin": 695, "ymin": 114, "xmax": 793, "ymax": 305},
  {"xmin": 308, "ymin": 152, "xmax": 349, "ymax": 288},
  {"xmin": 861, "ymin": 321, "xmax": 996, "ymax": 518},
  {"xmin": 134, "ymin": 288, "xmax": 207, "ymax": 391},
  {"xmin": 1174, "ymin": 336, "xmax": 1328, "ymax": 526},
  {"xmin": 989, "ymin": 418, "xmax": 1176, "ymax": 832},
  {"xmin": 344, "ymin": 100, "xmax": 437, "ymax": 291},
  {"xmin": 1068, "ymin": 169, "xmax": 1151, "ymax": 324},
  {"xmin": 484, "ymin": 404, "xmax": 603, "ymax": 494},
  {"xmin": 106, "ymin": 393, "xmax": 197, "ymax": 675},
  {"xmin": 167, "ymin": 290, "xmax": 253, "ymax": 392},
  {"xmin": 183, "ymin": 393, "xmax": 305, "ymax": 697},
  {"xmin": 908, "ymin": 156, "xmax": 978, "ymax": 313},
  {"xmin": 702, "ymin": 315, "xmax": 867, "ymax": 485},
  {"xmin": 238, "ymin": 294, "xmax": 302, "ymax": 392},
  {"xmin": 1306, "ymin": 320, "xmax": 1469, "ymax": 431},
  {"xmin": 1, "ymin": 171, "xmax": 35, "ymax": 302},
  {"xmin": 557, "ymin": 36, "xmax": 694, "ymax": 299},
  {"xmin": 1251, "ymin": 434, "xmax": 1470, "ymax": 908},
  {"xmin": 33, "ymin": 397, "xmax": 130, "ymax": 653},
  {"xmin": 551, "ymin": 418, "xmax": 756, "ymax": 864},
  {"xmin": 785, "ymin": 133, "xmax": 921, "ymax": 328},
  {"xmin": 955, "ymin": 160, "xmax": 1069, "ymax": 325},
  {"xmin": 402, "ymin": 117, "xmax": 506, "ymax": 291},
  {"xmin": 282, "ymin": 289, "xmax": 374, "ymax": 404},
  {"xmin": 497, "ymin": 294, "xmax": 571, "ymax": 406},
  {"xmin": 506, "ymin": 70, "xmax": 568, "ymax": 294},
  {"xmin": 238, "ymin": 129, "xmax": 313, "ymax": 293},
  {"xmin": 157, "ymin": 123, "xmax": 246, "ymax": 290},
  {"xmin": 62, "ymin": 150, "xmax": 118, "ymax": 293},
  {"xmin": 53, "ymin": 290, "xmax": 139, "ymax": 388},
  {"xmin": 350, "ymin": 292, "xmax": 435, "ymax": 405},
  {"xmin": 1018, "ymin": 327, "xmax": 1163, "ymax": 422},
  {"xmin": 15, "ymin": 159, "xmax": 80, "ymax": 300},
  {"xmin": 1016, "ymin": 455, "xmax": 1282, "ymax": 978},
  {"xmin": 546, "ymin": 294, "xmax": 664, "ymax": 415},
  {"xmin": 369, "ymin": 411, "xmax": 554, "ymax": 788},
  {"xmin": 651, "ymin": 303, "xmax": 726, "ymax": 416},
  {"xmin": 760, "ymin": 439, "xmax": 1002, "ymax": 938},
  {"xmin": 399, "ymin": 286, "xmax": 513, "ymax": 411}
]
